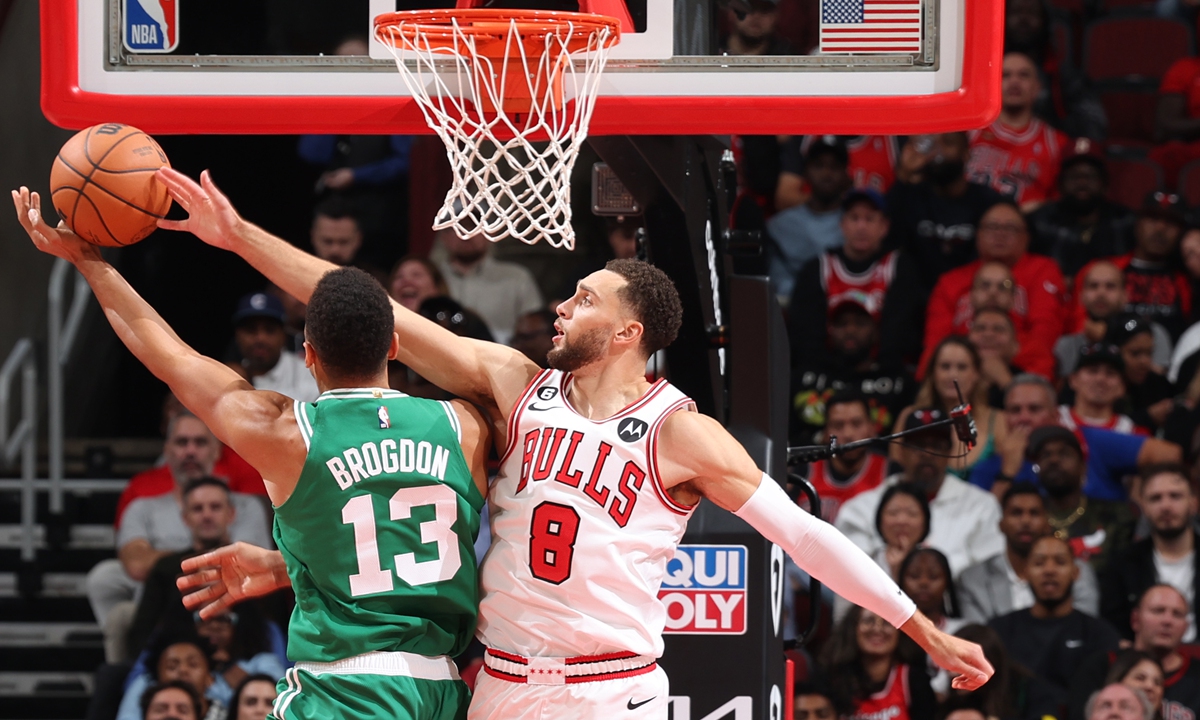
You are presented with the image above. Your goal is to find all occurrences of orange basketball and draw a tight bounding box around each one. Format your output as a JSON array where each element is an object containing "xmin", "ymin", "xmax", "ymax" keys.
[{"xmin": 49, "ymin": 123, "xmax": 172, "ymax": 247}]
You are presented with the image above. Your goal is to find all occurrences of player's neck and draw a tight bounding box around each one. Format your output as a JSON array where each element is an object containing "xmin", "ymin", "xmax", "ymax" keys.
[
  {"xmin": 565, "ymin": 359, "xmax": 654, "ymax": 420},
  {"xmin": 314, "ymin": 367, "xmax": 391, "ymax": 394}
]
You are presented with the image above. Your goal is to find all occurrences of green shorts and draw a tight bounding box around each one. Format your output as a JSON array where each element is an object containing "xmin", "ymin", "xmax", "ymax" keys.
[{"xmin": 271, "ymin": 663, "xmax": 469, "ymax": 720}]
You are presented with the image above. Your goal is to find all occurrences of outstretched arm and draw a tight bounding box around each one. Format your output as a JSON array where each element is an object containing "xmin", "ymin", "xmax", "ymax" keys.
[
  {"xmin": 657, "ymin": 412, "xmax": 994, "ymax": 690},
  {"xmin": 12, "ymin": 188, "xmax": 303, "ymax": 498},
  {"xmin": 153, "ymin": 168, "xmax": 539, "ymax": 416}
]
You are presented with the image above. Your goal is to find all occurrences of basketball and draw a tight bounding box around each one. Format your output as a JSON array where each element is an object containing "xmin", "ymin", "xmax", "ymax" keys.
[{"xmin": 49, "ymin": 123, "xmax": 172, "ymax": 247}]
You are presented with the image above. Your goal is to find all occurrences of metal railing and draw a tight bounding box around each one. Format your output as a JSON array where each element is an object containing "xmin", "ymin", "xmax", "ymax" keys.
[
  {"xmin": 47, "ymin": 258, "xmax": 92, "ymax": 515},
  {"xmin": 0, "ymin": 339, "xmax": 37, "ymax": 562}
]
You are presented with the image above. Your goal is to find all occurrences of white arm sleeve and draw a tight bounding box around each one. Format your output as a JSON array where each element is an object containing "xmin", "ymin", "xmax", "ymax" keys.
[{"xmin": 734, "ymin": 473, "xmax": 917, "ymax": 629}]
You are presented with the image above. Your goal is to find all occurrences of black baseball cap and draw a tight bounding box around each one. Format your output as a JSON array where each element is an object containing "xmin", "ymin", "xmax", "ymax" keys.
[
  {"xmin": 805, "ymin": 136, "xmax": 850, "ymax": 166},
  {"xmin": 902, "ymin": 408, "xmax": 952, "ymax": 446},
  {"xmin": 1141, "ymin": 191, "xmax": 1188, "ymax": 227},
  {"xmin": 1026, "ymin": 425, "xmax": 1082, "ymax": 460},
  {"xmin": 232, "ymin": 292, "xmax": 286, "ymax": 326},
  {"xmin": 1105, "ymin": 312, "xmax": 1153, "ymax": 348},
  {"xmin": 1076, "ymin": 342, "xmax": 1124, "ymax": 373}
]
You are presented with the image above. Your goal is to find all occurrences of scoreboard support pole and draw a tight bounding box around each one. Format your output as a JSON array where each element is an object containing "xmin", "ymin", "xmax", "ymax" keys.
[{"xmin": 589, "ymin": 136, "xmax": 793, "ymax": 720}]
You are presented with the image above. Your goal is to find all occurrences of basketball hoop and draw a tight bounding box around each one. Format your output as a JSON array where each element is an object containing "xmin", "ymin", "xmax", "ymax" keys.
[{"xmin": 374, "ymin": 10, "xmax": 621, "ymax": 250}]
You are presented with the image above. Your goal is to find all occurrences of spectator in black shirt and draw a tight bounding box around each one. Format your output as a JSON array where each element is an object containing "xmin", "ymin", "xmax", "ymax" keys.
[
  {"xmin": 1028, "ymin": 150, "xmax": 1135, "ymax": 280},
  {"xmin": 1116, "ymin": 193, "xmax": 1192, "ymax": 341},
  {"xmin": 1107, "ymin": 314, "xmax": 1177, "ymax": 434},
  {"xmin": 989, "ymin": 535, "xmax": 1122, "ymax": 705},
  {"xmin": 789, "ymin": 189, "xmax": 924, "ymax": 369},
  {"xmin": 1103, "ymin": 465, "xmax": 1200, "ymax": 643},
  {"xmin": 1070, "ymin": 585, "xmax": 1200, "ymax": 720},
  {"xmin": 886, "ymin": 133, "xmax": 1004, "ymax": 292},
  {"xmin": 948, "ymin": 623, "xmax": 1062, "ymax": 720},
  {"xmin": 789, "ymin": 296, "xmax": 915, "ymax": 446}
]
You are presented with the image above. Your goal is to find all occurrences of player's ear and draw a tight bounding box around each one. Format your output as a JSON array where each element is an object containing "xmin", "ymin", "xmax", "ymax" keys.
[
  {"xmin": 614, "ymin": 319, "xmax": 643, "ymax": 348},
  {"xmin": 303, "ymin": 341, "xmax": 315, "ymax": 369},
  {"xmin": 388, "ymin": 332, "xmax": 401, "ymax": 361}
]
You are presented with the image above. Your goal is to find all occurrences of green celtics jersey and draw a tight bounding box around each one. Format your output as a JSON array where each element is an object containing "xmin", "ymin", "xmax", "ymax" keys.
[{"xmin": 274, "ymin": 388, "xmax": 483, "ymax": 663}]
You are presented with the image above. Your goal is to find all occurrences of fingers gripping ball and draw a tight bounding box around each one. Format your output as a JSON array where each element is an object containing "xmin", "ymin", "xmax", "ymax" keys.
[{"xmin": 49, "ymin": 123, "xmax": 172, "ymax": 246}]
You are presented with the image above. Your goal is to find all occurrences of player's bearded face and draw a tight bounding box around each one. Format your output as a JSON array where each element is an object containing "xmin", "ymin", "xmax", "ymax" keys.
[{"xmin": 548, "ymin": 325, "xmax": 609, "ymax": 372}]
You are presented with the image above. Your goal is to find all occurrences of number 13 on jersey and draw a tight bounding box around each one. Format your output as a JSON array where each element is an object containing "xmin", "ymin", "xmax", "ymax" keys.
[{"xmin": 340, "ymin": 485, "xmax": 462, "ymax": 597}]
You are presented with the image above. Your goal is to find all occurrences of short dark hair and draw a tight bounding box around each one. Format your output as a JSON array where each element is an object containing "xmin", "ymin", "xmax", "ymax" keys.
[
  {"xmin": 793, "ymin": 680, "xmax": 834, "ymax": 704},
  {"xmin": 313, "ymin": 195, "xmax": 358, "ymax": 224},
  {"xmin": 147, "ymin": 629, "xmax": 214, "ymax": 681},
  {"xmin": 1139, "ymin": 462, "xmax": 1191, "ymax": 492},
  {"xmin": 874, "ymin": 482, "xmax": 931, "ymax": 545},
  {"xmin": 140, "ymin": 679, "xmax": 203, "ymax": 720},
  {"xmin": 604, "ymin": 259, "xmax": 683, "ymax": 356},
  {"xmin": 306, "ymin": 267, "xmax": 395, "ymax": 380},
  {"xmin": 825, "ymin": 388, "xmax": 871, "ymax": 424},
  {"xmin": 181, "ymin": 476, "xmax": 231, "ymax": 502},
  {"xmin": 1000, "ymin": 482, "xmax": 1045, "ymax": 511},
  {"xmin": 231, "ymin": 673, "xmax": 278, "ymax": 716}
]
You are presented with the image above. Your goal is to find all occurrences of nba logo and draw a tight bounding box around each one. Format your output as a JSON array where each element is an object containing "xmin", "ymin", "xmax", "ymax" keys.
[
  {"xmin": 123, "ymin": 0, "xmax": 179, "ymax": 53},
  {"xmin": 377, "ymin": 406, "xmax": 391, "ymax": 429}
]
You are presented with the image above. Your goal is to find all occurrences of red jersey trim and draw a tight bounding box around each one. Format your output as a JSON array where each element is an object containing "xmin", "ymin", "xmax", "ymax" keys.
[
  {"xmin": 499, "ymin": 369, "xmax": 554, "ymax": 467},
  {"xmin": 647, "ymin": 397, "xmax": 700, "ymax": 515}
]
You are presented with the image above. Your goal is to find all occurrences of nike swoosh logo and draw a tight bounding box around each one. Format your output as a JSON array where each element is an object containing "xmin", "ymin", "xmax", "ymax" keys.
[
  {"xmin": 526, "ymin": 403, "xmax": 555, "ymax": 412},
  {"xmin": 627, "ymin": 697, "xmax": 655, "ymax": 710},
  {"xmin": 1065, "ymin": 639, "xmax": 1083, "ymax": 648}
]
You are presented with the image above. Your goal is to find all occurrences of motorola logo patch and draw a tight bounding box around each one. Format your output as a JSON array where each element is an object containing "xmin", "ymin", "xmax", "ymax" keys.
[{"xmin": 617, "ymin": 418, "xmax": 649, "ymax": 443}]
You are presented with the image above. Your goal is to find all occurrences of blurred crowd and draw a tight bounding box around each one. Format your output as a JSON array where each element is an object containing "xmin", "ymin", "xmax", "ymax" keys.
[{"xmin": 78, "ymin": 0, "xmax": 1200, "ymax": 719}]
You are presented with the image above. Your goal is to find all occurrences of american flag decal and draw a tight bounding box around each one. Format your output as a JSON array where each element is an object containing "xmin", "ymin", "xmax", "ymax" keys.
[{"xmin": 819, "ymin": 0, "xmax": 923, "ymax": 54}]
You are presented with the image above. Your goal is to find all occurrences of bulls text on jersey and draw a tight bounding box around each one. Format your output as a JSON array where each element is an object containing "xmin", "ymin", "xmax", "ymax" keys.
[{"xmin": 516, "ymin": 426, "xmax": 648, "ymax": 528}]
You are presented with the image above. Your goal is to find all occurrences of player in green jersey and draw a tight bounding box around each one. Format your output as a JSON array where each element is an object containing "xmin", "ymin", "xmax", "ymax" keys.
[{"xmin": 13, "ymin": 187, "xmax": 491, "ymax": 720}]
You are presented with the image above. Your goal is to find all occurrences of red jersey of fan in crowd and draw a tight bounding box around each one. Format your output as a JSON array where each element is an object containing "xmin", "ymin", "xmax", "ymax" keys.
[
  {"xmin": 847, "ymin": 664, "xmax": 916, "ymax": 720},
  {"xmin": 921, "ymin": 255, "xmax": 1065, "ymax": 378},
  {"xmin": 967, "ymin": 118, "xmax": 1067, "ymax": 207},
  {"xmin": 804, "ymin": 454, "xmax": 889, "ymax": 524},
  {"xmin": 820, "ymin": 252, "xmax": 899, "ymax": 322},
  {"xmin": 113, "ymin": 447, "xmax": 266, "ymax": 527},
  {"xmin": 1151, "ymin": 57, "xmax": 1200, "ymax": 186},
  {"xmin": 800, "ymin": 135, "xmax": 899, "ymax": 195}
]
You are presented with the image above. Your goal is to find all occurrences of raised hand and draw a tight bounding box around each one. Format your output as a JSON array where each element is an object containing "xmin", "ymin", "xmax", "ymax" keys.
[
  {"xmin": 154, "ymin": 168, "xmax": 245, "ymax": 251},
  {"xmin": 176, "ymin": 542, "xmax": 290, "ymax": 620},
  {"xmin": 10, "ymin": 187, "xmax": 101, "ymax": 264}
]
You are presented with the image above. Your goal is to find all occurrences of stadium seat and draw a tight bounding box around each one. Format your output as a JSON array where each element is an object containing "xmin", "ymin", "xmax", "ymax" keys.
[
  {"xmin": 1098, "ymin": 81, "xmax": 1160, "ymax": 144},
  {"xmin": 1179, "ymin": 160, "xmax": 1200, "ymax": 207},
  {"xmin": 1083, "ymin": 15, "xmax": 1194, "ymax": 81},
  {"xmin": 1051, "ymin": 20, "xmax": 1074, "ymax": 69},
  {"xmin": 1105, "ymin": 154, "xmax": 1164, "ymax": 209}
]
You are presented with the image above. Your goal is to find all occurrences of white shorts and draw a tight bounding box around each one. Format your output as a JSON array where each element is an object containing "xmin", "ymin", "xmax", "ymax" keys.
[{"xmin": 468, "ymin": 663, "xmax": 669, "ymax": 720}]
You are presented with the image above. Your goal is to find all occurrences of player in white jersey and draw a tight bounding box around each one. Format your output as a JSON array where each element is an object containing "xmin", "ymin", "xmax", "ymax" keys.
[{"xmin": 158, "ymin": 168, "xmax": 993, "ymax": 719}]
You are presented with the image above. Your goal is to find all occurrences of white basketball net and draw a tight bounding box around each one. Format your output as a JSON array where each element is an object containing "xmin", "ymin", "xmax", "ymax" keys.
[{"xmin": 375, "ymin": 15, "xmax": 617, "ymax": 250}]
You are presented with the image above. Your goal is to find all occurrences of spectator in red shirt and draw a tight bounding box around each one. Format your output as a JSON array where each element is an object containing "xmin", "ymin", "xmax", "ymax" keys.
[
  {"xmin": 800, "ymin": 389, "xmax": 889, "ymax": 525},
  {"xmin": 1111, "ymin": 192, "xmax": 1192, "ymax": 340},
  {"xmin": 115, "ymin": 395, "xmax": 266, "ymax": 527},
  {"xmin": 1004, "ymin": 0, "xmax": 1107, "ymax": 141},
  {"xmin": 922, "ymin": 201, "xmax": 1066, "ymax": 379},
  {"xmin": 1152, "ymin": 55, "xmax": 1200, "ymax": 190},
  {"xmin": 968, "ymin": 52, "xmax": 1069, "ymax": 211}
]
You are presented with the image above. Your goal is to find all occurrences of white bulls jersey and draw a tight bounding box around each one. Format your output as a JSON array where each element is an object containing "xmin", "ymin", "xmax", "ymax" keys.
[{"xmin": 477, "ymin": 369, "xmax": 697, "ymax": 658}]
